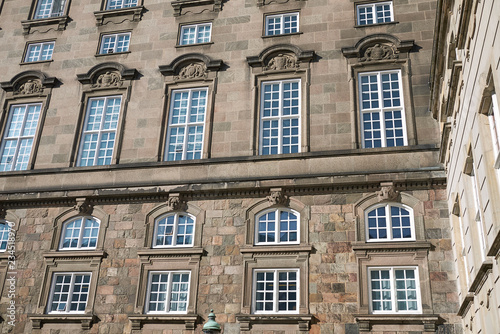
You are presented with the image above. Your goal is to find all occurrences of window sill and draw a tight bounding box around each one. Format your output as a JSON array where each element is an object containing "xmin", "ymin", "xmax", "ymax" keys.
[
  {"xmin": 128, "ymin": 314, "xmax": 198, "ymax": 330},
  {"xmin": 352, "ymin": 240, "xmax": 432, "ymax": 253},
  {"xmin": 137, "ymin": 247, "xmax": 204, "ymax": 257},
  {"xmin": 29, "ymin": 314, "xmax": 96, "ymax": 329},
  {"xmin": 20, "ymin": 59, "xmax": 54, "ymax": 66},
  {"xmin": 21, "ymin": 16, "xmax": 69, "ymax": 35},
  {"xmin": 175, "ymin": 42, "xmax": 214, "ymax": 48},
  {"xmin": 240, "ymin": 245, "xmax": 312, "ymax": 254},
  {"xmin": 95, "ymin": 51, "xmax": 131, "ymax": 57},
  {"xmin": 354, "ymin": 21, "xmax": 399, "ymax": 28},
  {"xmin": 262, "ymin": 32, "xmax": 303, "ymax": 39},
  {"xmin": 468, "ymin": 259, "xmax": 493, "ymax": 294},
  {"xmin": 43, "ymin": 250, "xmax": 106, "ymax": 261},
  {"xmin": 171, "ymin": 0, "xmax": 222, "ymax": 17},
  {"xmin": 354, "ymin": 314, "xmax": 440, "ymax": 332},
  {"xmin": 235, "ymin": 314, "xmax": 312, "ymax": 331},
  {"xmin": 94, "ymin": 6, "xmax": 144, "ymax": 26}
]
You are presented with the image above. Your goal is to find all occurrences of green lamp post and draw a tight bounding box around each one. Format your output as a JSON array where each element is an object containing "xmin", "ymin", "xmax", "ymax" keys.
[{"xmin": 202, "ymin": 309, "xmax": 221, "ymax": 334}]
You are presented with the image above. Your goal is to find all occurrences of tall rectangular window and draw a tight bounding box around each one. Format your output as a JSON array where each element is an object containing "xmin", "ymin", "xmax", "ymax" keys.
[
  {"xmin": 99, "ymin": 32, "xmax": 131, "ymax": 54},
  {"xmin": 359, "ymin": 70, "xmax": 406, "ymax": 148},
  {"xmin": 34, "ymin": 0, "xmax": 67, "ymax": 19},
  {"xmin": 0, "ymin": 103, "xmax": 42, "ymax": 171},
  {"xmin": 260, "ymin": 80, "xmax": 301, "ymax": 155},
  {"xmin": 357, "ymin": 1, "xmax": 394, "ymax": 26},
  {"xmin": 145, "ymin": 271, "xmax": 190, "ymax": 314},
  {"xmin": 469, "ymin": 160, "xmax": 488, "ymax": 260},
  {"xmin": 106, "ymin": 0, "xmax": 138, "ymax": 10},
  {"xmin": 77, "ymin": 96, "xmax": 122, "ymax": 167},
  {"xmin": 25, "ymin": 41, "xmax": 55, "ymax": 62},
  {"xmin": 253, "ymin": 269, "xmax": 299, "ymax": 314},
  {"xmin": 265, "ymin": 12, "xmax": 299, "ymax": 36},
  {"xmin": 47, "ymin": 273, "xmax": 91, "ymax": 313},
  {"xmin": 179, "ymin": 23, "xmax": 212, "ymax": 45},
  {"xmin": 165, "ymin": 88, "xmax": 208, "ymax": 161},
  {"xmin": 369, "ymin": 267, "xmax": 421, "ymax": 313}
]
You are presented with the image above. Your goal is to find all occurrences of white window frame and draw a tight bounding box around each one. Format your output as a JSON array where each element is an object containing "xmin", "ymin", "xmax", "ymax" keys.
[
  {"xmin": 179, "ymin": 22, "xmax": 212, "ymax": 45},
  {"xmin": 164, "ymin": 87, "xmax": 208, "ymax": 161},
  {"xmin": 470, "ymin": 163, "xmax": 488, "ymax": 261},
  {"xmin": 265, "ymin": 12, "xmax": 299, "ymax": 36},
  {"xmin": 145, "ymin": 271, "xmax": 191, "ymax": 314},
  {"xmin": 99, "ymin": 32, "xmax": 131, "ymax": 54},
  {"xmin": 488, "ymin": 93, "xmax": 500, "ymax": 168},
  {"xmin": 259, "ymin": 79, "xmax": 301, "ymax": 155},
  {"xmin": 25, "ymin": 41, "xmax": 55, "ymax": 63},
  {"xmin": 365, "ymin": 203, "xmax": 415, "ymax": 242},
  {"xmin": 34, "ymin": 0, "xmax": 67, "ymax": 19},
  {"xmin": 254, "ymin": 208, "xmax": 299, "ymax": 245},
  {"xmin": 358, "ymin": 70, "xmax": 407, "ymax": 148},
  {"xmin": 0, "ymin": 222, "xmax": 11, "ymax": 252},
  {"xmin": 252, "ymin": 269, "xmax": 299, "ymax": 314},
  {"xmin": 368, "ymin": 266, "xmax": 421, "ymax": 314},
  {"xmin": 58, "ymin": 217, "xmax": 100, "ymax": 250},
  {"xmin": 46, "ymin": 272, "xmax": 92, "ymax": 314},
  {"xmin": 77, "ymin": 95, "xmax": 122, "ymax": 167},
  {"xmin": 356, "ymin": 1, "xmax": 394, "ymax": 26},
  {"xmin": 0, "ymin": 103, "xmax": 42, "ymax": 172},
  {"xmin": 106, "ymin": 0, "xmax": 138, "ymax": 10},
  {"xmin": 153, "ymin": 213, "xmax": 195, "ymax": 248}
]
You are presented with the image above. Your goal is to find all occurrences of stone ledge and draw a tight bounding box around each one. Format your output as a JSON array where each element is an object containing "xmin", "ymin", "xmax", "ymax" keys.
[
  {"xmin": 457, "ymin": 293, "xmax": 474, "ymax": 317},
  {"xmin": 235, "ymin": 314, "xmax": 312, "ymax": 332},
  {"xmin": 28, "ymin": 314, "xmax": 96, "ymax": 329},
  {"xmin": 468, "ymin": 259, "xmax": 493, "ymax": 294},
  {"xmin": 240, "ymin": 245, "xmax": 312, "ymax": 254},
  {"xmin": 43, "ymin": 250, "xmax": 106, "ymax": 259},
  {"xmin": 352, "ymin": 241, "xmax": 432, "ymax": 253},
  {"xmin": 171, "ymin": 0, "xmax": 222, "ymax": 16},
  {"xmin": 354, "ymin": 314, "xmax": 441, "ymax": 332},
  {"xmin": 94, "ymin": 6, "xmax": 144, "ymax": 25},
  {"xmin": 21, "ymin": 16, "xmax": 69, "ymax": 35},
  {"xmin": 128, "ymin": 314, "xmax": 198, "ymax": 330},
  {"xmin": 137, "ymin": 247, "xmax": 204, "ymax": 258}
]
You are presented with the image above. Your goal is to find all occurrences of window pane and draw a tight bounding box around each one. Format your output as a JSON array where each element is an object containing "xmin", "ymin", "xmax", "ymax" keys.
[{"xmin": 0, "ymin": 223, "xmax": 11, "ymax": 251}]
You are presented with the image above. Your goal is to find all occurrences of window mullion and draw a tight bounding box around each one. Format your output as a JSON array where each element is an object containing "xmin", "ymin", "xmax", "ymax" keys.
[
  {"xmin": 386, "ymin": 205, "xmax": 393, "ymax": 240},
  {"xmin": 66, "ymin": 274, "xmax": 76, "ymax": 313},
  {"xmin": 279, "ymin": 82, "xmax": 284, "ymax": 154},
  {"xmin": 183, "ymin": 90, "xmax": 193, "ymax": 160},
  {"xmin": 390, "ymin": 268, "xmax": 397, "ymax": 312},
  {"xmin": 172, "ymin": 213, "xmax": 179, "ymax": 246},
  {"xmin": 273, "ymin": 270, "xmax": 278, "ymax": 313},
  {"xmin": 275, "ymin": 209, "xmax": 279, "ymax": 244},
  {"xmin": 377, "ymin": 73, "xmax": 387, "ymax": 146},
  {"xmin": 166, "ymin": 273, "xmax": 173, "ymax": 312}
]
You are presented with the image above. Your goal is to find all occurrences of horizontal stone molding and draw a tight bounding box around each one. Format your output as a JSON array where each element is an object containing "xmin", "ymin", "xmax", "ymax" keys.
[
  {"xmin": 21, "ymin": 16, "xmax": 69, "ymax": 35},
  {"xmin": 352, "ymin": 241, "xmax": 432, "ymax": 253},
  {"xmin": 354, "ymin": 314, "xmax": 441, "ymax": 332},
  {"xmin": 128, "ymin": 314, "xmax": 198, "ymax": 330},
  {"xmin": 457, "ymin": 293, "xmax": 474, "ymax": 317},
  {"xmin": 42, "ymin": 250, "xmax": 107, "ymax": 260},
  {"xmin": 235, "ymin": 314, "xmax": 312, "ymax": 332},
  {"xmin": 137, "ymin": 247, "xmax": 204, "ymax": 258},
  {"xmin": 240, "ymin": 245, "xmax": 312, "ymax": 254},
  {"xmin": 94, "ymin": 6, "xmax": 144, "ymax": 25},
  {"xmin": 468, "ymin": 259, "xmax": 493, "ymax": 294},
  {"xmin": 29, "ymin": 314, "xmax": 96, "ymax": 329}
]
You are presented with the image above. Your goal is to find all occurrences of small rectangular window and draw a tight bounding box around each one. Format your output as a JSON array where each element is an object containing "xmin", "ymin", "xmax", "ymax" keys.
[
  {"xmin": 25, "ymin": 41, "xmax": 55, "ymax": 62},
  {"xmin": 260, "ymin": 79, "xmax": 301, "ymax": 155},
  {"xmin": 99, "ymin": 32, "xmax": 131, "ymax": 54},
  {"xmin": 179, "ymin": 23, "xmax": 212, "ymax": 45},
  {"xmin": 0, "ymin": 103, "xmax": 42, "ymax": 171},
  {"xmin": 357, "ymin": 1, "xmax": 394, "ymax": 25},
  {"xmin": 253, "ymin": 269, "xmax": 299, "ymax": 314},
  {"xmin": 265, "ymin": 12, "xmax": 299, "ymax": 36},
  {"xmin": 106, "ymin": 0, "xmax": 138, "ymax": 10},
  {"xmin": 164, "ymin": 88, "xmax": 208, "ymax": 161},
  {"xmin": 47, "ymin": 273, "xmax": 91, "ymax": 314},
  {"xmin": 369, "ymin": 267, "xmax": 421, "ymax": 314},
  {"xmin": 77, "ymin": 96, "xmax": 122, "ymax": 167},
  {"xmin": 34, "ymin": 0, "xmax": 67, "ymax": 19},
  {"xmin": 358, "ymin": 70, "xmax": 406, "ymax": 148},
  {"xmin": 145, "ymin": 271, "xmax": 191, "ymax": 314}
]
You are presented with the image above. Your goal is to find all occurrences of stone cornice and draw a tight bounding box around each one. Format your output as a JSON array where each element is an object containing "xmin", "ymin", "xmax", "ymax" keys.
[
  {"xmin": 352, "ymin": 241, "xmax": 432, "ymax": 253},
  {"xmin": 128, "ymin": 314, "xmax": 198, "ymax": 330},
  {"xmin": 457, "ymin": 293, "xmax": 474, "ymax": 317},
  {"xmin": 468, "ymin": 260, "xmax": 493, "ymax": 294},
  {"xmin": 29, "ymin": 314, "xmax": 96, "ymax": 330},
  {"xmin": 355, "ymin": 314, "xmax": 441, "ymax": 332}
]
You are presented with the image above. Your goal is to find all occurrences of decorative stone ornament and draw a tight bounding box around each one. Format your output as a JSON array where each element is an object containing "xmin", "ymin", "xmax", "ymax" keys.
[
  {"xmin": 360, "ymin": 43, "xmax": 399, "ymax": 62},
  {"xmin": 265, "ymin": 54, "xmax": 298, "ymax": 71},
  {"xmin": 0, "ymin": 70, "xmax": 57, "ymax": 95},
  {"xmin": 267, "ymin": 188, "xmax": 289, "ymax": 206},
  {"xmin": 176, "ymin": 63, "xmax": 207, "ymax": 80},
  {"xmin": 166, "ymin": 193, "xmax": 187, "ymax": 211},
  {"xmin": 92, "ymin": 71, "xmax": 122, "ymax": 88},
  {"xmin": 171, "ymin": 0, "xmax": 222, "ymax": 17},
  {"xmin": 74, "ymin": 198, "xmax": 94, "ymax": 215},
  {"xmin": 257, "ymin": 0, "xmax": 308, "ymax": 6},
  {"xmin": 15, "ymin": 79, "xmax": 43, "ymax": 95},
  {"xmin": 376, "ymin": 183, "xmax": 400, "ymax": 202}
]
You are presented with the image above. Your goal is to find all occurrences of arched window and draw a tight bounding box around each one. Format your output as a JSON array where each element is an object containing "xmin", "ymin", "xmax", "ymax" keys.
[
  {"xmin": 0, "ymin": 222, "xmax": 11, "ymax": 251},
  {"xmin": 366, "ymin": 204, "xmax": 414, "ymax": 241},
  {"xmin": 255, "ymin": 208, "xmax": 299, "ymax": 245},
  {"xmin": 59, "ymin": 217, "xmax": 100, "ymax": 250},
  {"xmin": 153, "ymin": 213, "xmax": 195, "ymax": 248}
]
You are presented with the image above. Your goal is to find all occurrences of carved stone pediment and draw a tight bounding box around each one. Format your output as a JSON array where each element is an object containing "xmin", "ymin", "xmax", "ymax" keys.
[
  {"xmin": 265, "ymin": 54, "xmax": 298, "ymax": 71},
  {"xmin": 92, "ymin": 71, "xmax": 123, "ymax": 88},
  {"xmin": 360, "ymin": 43, "xmax": 399, "ymax": 62},
  {"xmin": 15, "ymin": 79, "xmax": 43, "ymax": 95},
  {"xmin": 171, "ymin": 0, "xmax": 222, "ymax": 17},
  {"xmin": 0, "ymin": 71, "xmax": 57, "ymax": 95},
  {"xmin": 176, "ymin": 63, "xmax": 207, "ymax": 80}
]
